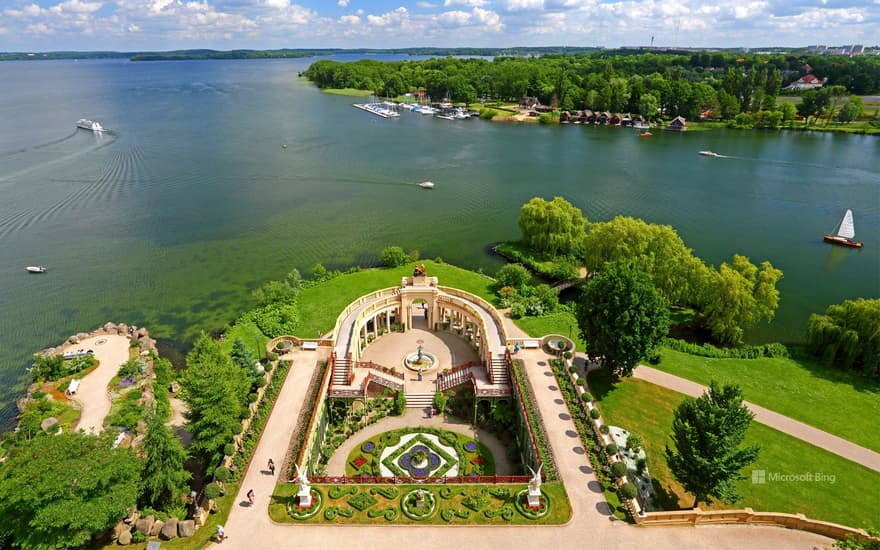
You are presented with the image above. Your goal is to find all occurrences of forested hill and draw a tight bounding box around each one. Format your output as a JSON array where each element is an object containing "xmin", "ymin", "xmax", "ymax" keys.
[{"xmin": 302, "ymin": 52, "xmax": 880, "ymax": 120}]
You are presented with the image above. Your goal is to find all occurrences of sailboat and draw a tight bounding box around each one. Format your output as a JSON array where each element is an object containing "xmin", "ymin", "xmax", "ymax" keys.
[{"xmin": 824, "ymin": 209, "xmax": 862, "ymax": 248}]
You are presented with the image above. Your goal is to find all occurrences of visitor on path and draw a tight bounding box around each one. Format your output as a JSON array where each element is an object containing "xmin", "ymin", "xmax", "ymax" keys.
[
  {"xmin": 247, "ymin": 489, "xmax": 255, "ymax": 505},
  {"xmin": 417, "ymin": 367, "xmax": 422, "ymax": 382},
  {"xmin": 514, "ymin": 343, "xmax": 520, "ymax": 354},
  {"xmin": 216, "ymin": 525, "xmax": 227, "ymax": 542},
  {"xmin": 268, "ymin": 458, "xmax": 275, "ymax": 476}
]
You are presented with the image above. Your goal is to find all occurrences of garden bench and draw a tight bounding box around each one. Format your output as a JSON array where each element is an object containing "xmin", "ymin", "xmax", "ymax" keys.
[
  {"xmin": 67, "ymin": 379, "xmax": 80, "ymax": 395},
  {"xmin": 302, "ymin": 341, "xmax": 319, "ymax": 351},
  {"xmin": 522, "ymin": 340, "xmax": 540, "ymax": 349}
]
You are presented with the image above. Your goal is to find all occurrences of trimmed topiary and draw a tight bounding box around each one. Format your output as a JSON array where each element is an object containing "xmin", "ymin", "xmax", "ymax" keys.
[
  {"xmin": 214, "ymin": 466, "xmax": 231, "ymax": 482},
  {"xmin": 599, "ymin": 424, "xmax": 610, "ymax": 435},
  {"xmin": 224, "ymin": 443, "xmax": 235, "ymax": 456},
  {"xmin": 610, "ymin": 461, "xmax": 628, "ymax": 478},
  {"xmin": 619, "ymin": 482, "xmax": 638, "ymax": 499},
  {"xmin": 589, "ymin": 408, "xmax": 601, "ymax": 419},
  {"xmin": 204, "ymin": 482, "xmax": 221, "ymax": 500},
  {"xmin": 581, "ymin": 392, "xmax": 592, "ymax": 402},
  {"xmin": 605, "ymin": 443, "xmax": 618, "ymax": 455}
]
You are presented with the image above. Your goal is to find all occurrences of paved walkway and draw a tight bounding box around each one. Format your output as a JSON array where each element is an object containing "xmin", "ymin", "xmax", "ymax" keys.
[
  {"xmin": 633, "ymin": 366, "xmax": 880, "ymax": 472},
  {"xmin": 213, "ymin": 324, "xmax": 832, "ymax": 549},
  {"xmin": 68, "ymin": 334, "xmax": 130, "ymax": 434}
]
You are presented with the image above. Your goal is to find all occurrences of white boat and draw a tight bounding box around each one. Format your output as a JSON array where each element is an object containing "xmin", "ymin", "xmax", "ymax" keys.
[
  {"xmin": 824, "ymin": 209, "xmax": 863, "ymax": 248},
  {"xmin": 419, "ymin": 181, "xmax": 435, "ymax": 189},
  {"xmin": 698, "ymin": 150, "xmax": 719, "ymax": 157},
  {"xmin": 633, "ymin": 121, "xmax": 650, "ymax": 130},
  {"xmin": 26, "ymin": 266, "xmax": 47, "ymax": 273},
  {"xmin": 76, "ymin": 119, "xmax": 104, "ymax": 132}
]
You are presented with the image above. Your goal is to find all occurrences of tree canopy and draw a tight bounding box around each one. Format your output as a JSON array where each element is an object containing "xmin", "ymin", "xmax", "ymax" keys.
[
  {"xmin": 665, "ymin": 381, "xmax": 760, "ymax": 507},
  {"xmin": 381, "ymin": 245, "xmax": 408, "ymax": 267},
  {"xmin": 518, "ymin": 196, "xmax": 587, "ymax": 257},
  {"xmin": 140, "ymin": 414, "xmax": 191, "ymax": 510},
  {"xmin": 807, "ymin": 298, "xmax": 880, "ymax": 377},
  {"xmin": 575, "ymin": 260, "xmax": 670, "ymax": 377},
  {"xmin": 0, "ymin": 432, "xmax": 142, "ymax": 550}
]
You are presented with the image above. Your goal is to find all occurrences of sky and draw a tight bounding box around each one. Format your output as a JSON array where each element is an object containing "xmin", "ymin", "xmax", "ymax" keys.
[{"xmin": 0, "ymin": 0, "xmax": 877, "ymax": 52}]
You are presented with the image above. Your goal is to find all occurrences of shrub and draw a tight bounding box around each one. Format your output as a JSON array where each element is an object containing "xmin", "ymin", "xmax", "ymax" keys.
[
  {"xmin": 381, "ymin": 246, "xmax": 407, "ymax": 268},
  {"xmin": 232, "ymin": 424, "xmax": 243, "ymax": 435},
  {"xmin": 479, "ymin": 108, "xmax": 498, "ymax": 120},
  {"xmin": 664, "ymin": 338, "xmax": 789, "ymax": 360},
  {"xmin": 204, "ymin": 482, "xmax": 221, "ymax": 500},
  {"xmin": 117, "ymin": 358, "xmax": 144, "ymax": 379},
  {"xmin": 636, "ymin": 457, "xmax": 647, "ymax": 475},
  {"xmin": 214, "ymin": 466, "xmax": 231, "ymax": 482},
  {"xmin": 590, "ymin": 408, "xmax": 601, "ymax": 419},
  {"xmin": 610, "ymin": 461, "xmax": 628, "ymax": 478},
  {"xmin": 433, "ymin": 391, "xmax": 447, "ymax": 413},
  {"xmin": 648, "ymin": 351, "xmax": 662, "ymax": 365},
  {"xmin": 568, "ymin": 366, "xmax": 577, "ymax": 374},
  {"xmin": 577, "ymin": 378, "xmax": 586, "ymax": 387},
  {"xmin": 563, "ymin": 351, "xmax": 573, "ymax": 360},
  {"xmin": 581, "ymin": 392, "xmax": 592, "ymax": 402},
  {"xmin": 619, "ymin": 482, "xmax": 638, "ymax": 499},
  {"xmin": 434, "ymin": 257, "xmax": 443, "ymax": 264},
  {"xmin": 31, "ymin": 354, "xmax": 65, "ymax": 381},
  {"xmin": 496, "ymin": 263, "xmax": 531, "ymax": 289},
  {"xmin": 247, "ymin": 393, "xmax": 258, "ymax": 403},
  {"xmin": 627, "ymin": 434, "xmax": 643, "ymax": 453},
  {"xmin": 394, "ymin": 391, "xmax": 406, "ymax": 415},
  {"xmin": 224, "ymin": 444, "xmax": 235, "ymax": 457},
  {"xmin": 605, "ymin": 443, "xmax": 618, "ymax": 455},
  {"xmin": 599, "ymin": 424, "xmax": 610, "ymax": 435}
]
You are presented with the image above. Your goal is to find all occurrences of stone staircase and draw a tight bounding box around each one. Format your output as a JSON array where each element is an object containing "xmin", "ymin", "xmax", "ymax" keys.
[
  {"xmin": 489, "ymin": 353, "xmax": 509, "ymax": 386},
  {"xmin": 406, "ymin": 391, "xmax": 434, "ymax": 409},
  {"xmin": 331, "ymin": 354, "xmax": 351, "ymax": 386}
]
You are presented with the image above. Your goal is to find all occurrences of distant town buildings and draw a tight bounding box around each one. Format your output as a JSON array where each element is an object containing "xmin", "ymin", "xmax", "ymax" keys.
[{"xmin": 807, "ymin": 45, "xmax": 866, "ymax": 56}]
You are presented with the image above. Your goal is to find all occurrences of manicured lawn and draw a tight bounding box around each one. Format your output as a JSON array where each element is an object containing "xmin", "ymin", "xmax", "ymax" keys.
[
  {"xmin": 514, "ymin": 311, "xmax": 585, "ymax": 352},
  {"xmin": 297, "ymin": 261, "xmax": 496, "ymax": 336},
  {"xmin": 588, "ymin": 371, "xmax": 880, "ymax": 531},
  {"xmin": 654, "ymin": 348, "xmax": 880, "ymax": 453},
  {"xmin": 269, "ymin": 482, "xmax": 571, "ymax": 525},
  {"xmin": 321, "ymin": 88, "xmax": 374, "ymax": 97}
]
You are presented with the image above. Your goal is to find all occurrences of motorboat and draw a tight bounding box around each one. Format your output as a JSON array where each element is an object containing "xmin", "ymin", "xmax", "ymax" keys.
[
  {"xmin": 633, "ymin": 121, "xmax": 650, "ymax": 130},
  {"xmin": 76, "ymin": 119, "xmax": 104, "ymax": 132},
  {"xmin": 640, "ymin": 131, "xmax": 652, "ymax": 137},
  {"xmin": 419, "ymin": 181, "xmax": 435, "ymax": 189},
  {"xmin": 26, "ymin": 266, "xmax": 47, "ymax": 273},
  {"xmin": 698, "ymin": 150, "xmax": 719, "ymax": 157},
  {"xmin": 824, "ymin": 209, "xmax": 863, "ymax": 248}
]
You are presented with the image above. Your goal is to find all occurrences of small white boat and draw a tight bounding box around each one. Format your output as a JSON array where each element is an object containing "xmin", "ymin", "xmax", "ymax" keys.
[
  {"xmin": 26, "ymin": 266, "xmax": 47, "ymax": 273},
  {"xmin": 633, "ymin": 121, "xmax": 651, "ymax": 130},
  {"xmin": 419, "ymin": 181, "xmax": 435, "ymax": 189},
  {"xmin": 76, "ymin": 119, "xmax": 104, "ymax": 132},
  {"xmin": 698, "ymin": 150, "xmax": 719, "ymax": 157},
  {"xmin": 824, "ymin": 209, "xmax": 862, "ymax": 248}
]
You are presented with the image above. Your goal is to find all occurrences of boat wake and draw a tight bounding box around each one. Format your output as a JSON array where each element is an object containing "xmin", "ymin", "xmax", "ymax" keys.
[{"xmin": 0, "ymin": 130, "xmax": 79, "ymax": 159}]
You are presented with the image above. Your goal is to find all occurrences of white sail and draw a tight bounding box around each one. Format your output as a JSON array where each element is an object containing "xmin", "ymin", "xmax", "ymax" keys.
[{"xmin": 835, "ymin": 209, "xmax": 856, "ymax": 239}]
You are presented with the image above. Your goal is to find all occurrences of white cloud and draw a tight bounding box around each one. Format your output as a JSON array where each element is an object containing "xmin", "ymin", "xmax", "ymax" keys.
[
  {"xmin": 127, "ymin": 23, "xmax": 141, "ymax": 31},
  {"xmin": 366, "ymin": 6, "xmax": 410, "ymax": 26},
  {"xmin": 27, "ymin": 22, "xmax": 55, "ymax": 34},
  {"xmin": 338, "ymin": 0, "xmax": 349, "ymax": 6},
  {"xmin": 416, "ymin": 1, "xmax": 439, "ymax": 7},
  {"xmin": 339, "ymin": 14, "xmax": 360, "ymax": 24},
  {"xmin": 500, "ymin": 0, "xmax": 544, "ymax": 11},
  {"xmin": 50, "ymin": 0, "xmax": 103, "ymax": 14},
  {"xmin": 444, "ymin": 0, "xmax": 487, "ymax": 6}
]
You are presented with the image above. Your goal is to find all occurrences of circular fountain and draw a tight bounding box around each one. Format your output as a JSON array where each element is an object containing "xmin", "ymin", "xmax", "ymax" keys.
[{"xmin": 403, "ymin": 340, "xmax": 438, "ymax": 372}]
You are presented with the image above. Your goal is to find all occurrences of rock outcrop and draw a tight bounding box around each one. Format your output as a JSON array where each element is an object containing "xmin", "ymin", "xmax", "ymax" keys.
[
  {"xmin": 178, "ymin": 519, "xmax": 195, "ymax": 538},
  {"xmin": 159, "ymin": 518, "xmax": 178, "ymax": 540}
]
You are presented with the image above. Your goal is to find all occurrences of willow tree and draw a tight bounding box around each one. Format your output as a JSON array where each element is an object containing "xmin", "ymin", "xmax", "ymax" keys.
[
  {"xmin": 807, "ymin": 298, "xmax": 880, "ymax": 377},
  {"xmin": 518, "ymin": 196, "xmax": 587, "ymax": 257}
]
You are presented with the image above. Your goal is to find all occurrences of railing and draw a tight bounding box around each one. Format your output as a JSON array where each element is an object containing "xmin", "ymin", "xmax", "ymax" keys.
[
  {"xmin": 437, "ymin": 286, "xmax": 509, "ymax": 347},
  {"xmin": 506, "ymin": 351, "xmax": 543, "ymax": 476},
  {"xmin": 296, "ymin": 351, "xmax": 336, "ymax": 469},
  {"xmin": 306, "ymin": 475, "xmax": 533, "ymax": 485},
  {"xmin": 355, "ymin": 361, "xmax": 405, "ymax": 380},
  {"xmin": 366, "ymin": 372, "xmax": 404, "ymax": 391},
  {"xmin": 437, "ymin": 361, "xmax": 480, "ymax": 392},
  {"xmin": 331, "ymin": 286, "xmax": 400, "ymax": 346}
]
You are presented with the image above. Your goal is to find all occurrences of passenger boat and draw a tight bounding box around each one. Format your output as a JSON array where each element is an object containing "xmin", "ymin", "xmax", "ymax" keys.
[
  {"xmin": 824, "ymin": 209, "xmax": 862, "ymax": 248},
  {"xmin": 26, "ymin": 266, "xmax": 47, "ymax": 273},
  {"xmin": 698, "ymin": 150, "xmax": 719, "ymax": 157},
  {"xmin": 419, "ymin": 181, "xmax": 435, "ymax": 189},
  {"xmin": 76, "ymin": 119, "xmax": 104, "ymax": 132}
]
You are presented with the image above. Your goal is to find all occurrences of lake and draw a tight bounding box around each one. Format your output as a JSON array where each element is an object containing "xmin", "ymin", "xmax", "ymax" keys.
[{"xmin": 0, "ymin": 55, "xmax": 877, "ymax": 430}]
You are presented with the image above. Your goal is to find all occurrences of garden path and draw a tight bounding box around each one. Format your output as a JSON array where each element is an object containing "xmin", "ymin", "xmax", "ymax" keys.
[
  {"xmin": 324, "ymin": 408, "xmax": 516, "ymax": 475},
  {"xmin": 633, "ymin": 366, "xmax": 880, "ymax": 472},
  {"xmin": 213, "ymin": 321, "xmax": 832, "ymax": 550},
  {"xmin": 68, "ymin": 334, "xmax": 130, "ymax": 434}
]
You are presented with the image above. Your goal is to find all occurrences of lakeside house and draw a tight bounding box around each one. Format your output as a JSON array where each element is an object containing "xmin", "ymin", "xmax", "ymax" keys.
[
  {"xmin": 785, "ymin": 74, "xmax": 826, "ymax": 90},
  {"xmin": 667, "ymin": 116, "xmax": 687, "ymax": 131}
]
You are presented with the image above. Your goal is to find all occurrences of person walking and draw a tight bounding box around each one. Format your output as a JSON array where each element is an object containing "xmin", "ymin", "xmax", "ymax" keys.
[
  {"xmin": 268, "ymin": 458, "xmax": 275, "ymax": 476},
  {"xmin": 247, "ymin": 489, "xmax": 255, "ymax": 505},
  {"xmin": 216, "ymin": 524, "xmax": 227, "ymax": 542}
]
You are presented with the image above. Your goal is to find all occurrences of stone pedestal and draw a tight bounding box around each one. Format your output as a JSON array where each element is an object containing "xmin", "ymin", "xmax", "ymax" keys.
[
  {"xmin": 297, "ymin": 486, "xmax": 312, "ymax": 508},
  {"xmin": 527, "ymin": 488, "xmax": 541, "ymax": 508}
]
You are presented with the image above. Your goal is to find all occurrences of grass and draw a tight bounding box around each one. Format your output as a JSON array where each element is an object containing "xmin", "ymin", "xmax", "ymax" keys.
[
  {"xmin": 269, "ymin": 482, "xmax": 571, "ymax": 525},
  {"xmin": 588, "ymin": 370, "xmax": 880, "ymax": 531},
  {"xmin": 654, "ymin": 347, "xmax": 880, "ymax": 453},
  {"xmin": 321, "ymin": 88, "xmax": 374, "ymax": 97},
  {"xmin": 513, "ymin": 311, "xmax": 584, "ymax": 352},
  {"xmin": 296, "ymin": 261, "xmax": 496, "ymax": 336}
]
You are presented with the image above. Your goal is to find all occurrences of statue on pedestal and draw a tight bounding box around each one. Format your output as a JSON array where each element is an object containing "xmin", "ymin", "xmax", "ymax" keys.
[
  {"xmin": 413, "ymin": 264, "xmax": 426, "ymax": 277},
  {"xmin": 295, "ymin": 463, "xmax": 312, "ymax": 508},
  {"xmin": 527, "ymin": 464, "xmax": 543, "ymax": 508}
]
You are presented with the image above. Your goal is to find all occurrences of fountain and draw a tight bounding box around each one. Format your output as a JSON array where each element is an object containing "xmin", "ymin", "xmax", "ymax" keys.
[{"xmin": 404, "ymin": 339, "xmax": 437, "ymax": 372}]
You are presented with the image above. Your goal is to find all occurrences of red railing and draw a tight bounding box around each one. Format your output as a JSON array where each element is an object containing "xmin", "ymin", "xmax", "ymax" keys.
[
  {"xmin": 506, "ymin": 350, "xmax": 544, "ymax": 479},
  {"xmin": 355, "ymin": 361, "xmax": 405, "ymax": 380},
  {"xmin": 306, "ymin": 475, "xmax": 533, "ymax": 485},
  {"xmin": 296, "ymin": 352, "xmax": 336, "ymax": 468}
]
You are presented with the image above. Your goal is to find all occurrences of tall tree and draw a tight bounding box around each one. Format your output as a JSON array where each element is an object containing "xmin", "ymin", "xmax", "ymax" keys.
[
  {"xmin": 0, "ymin": 432, "xmax": 142, "ymax": 550},
  {"xmin": 575, "ymin": 260, "xmax": 670, "ymax": 377},
  {"xmin": 141, "ymin": 414, "xmax": 191, "ymax": 510},
  {"xmin": 182, "ymin": 333, "xmax": 250, "ymax": 468},
  {"xmin": 518, "ymin": 196, "xmax": 588, "ymax": 257},
  {"xmin": 807, "ymin": 298, "xmax": 880, "ymax": 376},
  {"xmin": 666, "ymin": 382, "xmax": 760, "ymax": 507}
]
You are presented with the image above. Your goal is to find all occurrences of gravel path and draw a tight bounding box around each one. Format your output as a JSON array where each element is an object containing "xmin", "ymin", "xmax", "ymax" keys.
[{"xmin": 68, "ymin": 334, "xmax": 130, "ymax": 434}]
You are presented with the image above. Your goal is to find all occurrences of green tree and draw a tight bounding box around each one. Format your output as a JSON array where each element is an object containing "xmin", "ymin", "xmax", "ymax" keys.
[
  {"xmin": 700, "ymin": 255, "xmax": 783, "ymax": 345},
  {"xmin": 380, "ymin": 245, "xmax": 408, "ymax": 267},
  {"xmin": 0, "ymin": 432, "xmax": 142, "ymax": 550},
  {"xmin": 252, "ymin": 268, "xmax": 301, "ymax": 306},
  {"xmin": 517, "ymin": 196, "xmax": 587, "ymax": 256},
  {"xmin": 182, "ymin": 333, "xmax": 251, "ymax": 467},
  {"xmin": 780, "ymin": 101, "xmax": 797, "ymax": 123},
  {"xmin": 230, "ymin": 337, "xmax": 257, "ymax": 371},
  {"xmin": 496, "ymin": 263, "xmax": 531, "ymax": 289},
  {"xmin": 837, "ymin": 96, "xmax": 865, "ymax": 123},
  {"xmin": 638, "ymin": 92, "xmax": 659, "ymax": 121},
  {"xmin": 575, "ymin": 260, "xmax": 670, "ymax": 377},
  {"xmin": 141, "ymin": 414, "xmax": 191, "ymax": 510},
  {"xmin": 665, "ymin": 381, "xmax": 760, "ymax": 507},
  {"xmin": 806, "ymin": 298, "xmax": 880, "ymax": 377}
]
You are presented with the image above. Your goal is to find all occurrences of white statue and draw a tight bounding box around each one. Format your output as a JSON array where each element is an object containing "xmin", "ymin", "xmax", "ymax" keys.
[
  {"xmin": 527, "ymin": 464, "xmax": 543, "ymax": 507},
  {"xmin": 295, "ymin": 463, "xmax": 310, "ymax": 490},
  {"xmin": 295, "ymin": 463, "xmax": 312, "ymax": 508}
]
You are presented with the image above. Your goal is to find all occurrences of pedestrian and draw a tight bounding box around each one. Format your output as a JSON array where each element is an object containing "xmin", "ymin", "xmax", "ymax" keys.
[
  {"xmin": 216, "ymin": 524, "xmax": 227, "ymax": 542},
  {"xmin": 514, "ymin": 343, "xmax": 520, "ymax": 354},
  {"xmin": 268, "ymin": 458, "xmax": 275, "ymax": 476},
  {"xmin": 247, "ymin": 489, "xmax": 255, "ymax": 505}
]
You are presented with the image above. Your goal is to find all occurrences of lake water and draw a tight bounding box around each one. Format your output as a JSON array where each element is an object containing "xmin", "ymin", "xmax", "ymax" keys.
[{"xmin": 0, "ymin": 56, "xmax": 877, "ymax": 430}]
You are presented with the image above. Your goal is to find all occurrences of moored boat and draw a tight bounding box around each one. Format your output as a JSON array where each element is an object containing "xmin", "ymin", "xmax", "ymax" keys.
[
  {"xmin": 419, "ymin": 181, "xmax": 435, "ymax": 189},
  {"xmin": 76, "ymin": 119, "xmax": 104, "ymax": 132},
  {"xmin": 640, "ymin": 131, "xmax": 652, "ymax": 137},
  {"xmin": 824, "ymin": 209, "xmax": 862, "ymax": 248},
  {"xmin": 698, "ymin": 150, "xmax": 719, "ymax": 157},
  {"xmin": 26, "ymin": 266, "xmax": 47, "ymax": 273}
]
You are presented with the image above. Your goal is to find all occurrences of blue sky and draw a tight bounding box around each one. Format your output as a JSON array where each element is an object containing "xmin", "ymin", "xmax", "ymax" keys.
[{"xmin": 1, "ymin": 0, "xmax": 877, "ymax": 52}]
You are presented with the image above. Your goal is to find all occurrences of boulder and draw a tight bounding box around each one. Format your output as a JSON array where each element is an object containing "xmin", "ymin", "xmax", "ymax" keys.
[
  {"xmin": 135, "ymin": 515, "xmax": 155, "ymax": 536},
  {"xmin": 113, "ymin": 520, "xmax": 129, "ymax": 540},
  {"xmin": 40, "ymin": 417, "xmax": 59, "ymax": 432},
  {"xmin": 117, "ymin": 323, "xmax": 129, "ymax": 336},
  {"xmin": 170, "ymin": 381, "xmax": 180, "ymax": 394},
  {"xmin": 136, "ymin": 327, "xmax": 148, "ymax": 339},
  {"xmin": 117, "ymin": 530, "xmax": 132, "ymax": 546},
  {"xmin": 68, "ymin": 335, "xmax": 80, "ymax": 344},
  {"xmin": 149, "ymin": 520, "xmax": 164, "ymax": 538},
  {"xmin": 136, "ymin": 419, "xmax": 148, "ymax": 435},
  {"xmin": 130, "ymin": 434, "xmax": 145, "ymax": 448},
  {"xmin": 76, "ymin": 332, "xmax": 90, "ymax": 342},
  {"xmin": 177, "ymin": 519, "xmax": 195, "ymax": 538},
  {"xmin": 104, "ymin": 322, "xmax": 117, "ymax": 333},
  {"xmin": 124, "ymin": 510, "xmax": 138, "ymax": 525},
  {"xmin": 159, "ymin": 517, "xmax": 178, "ymax": 540}
]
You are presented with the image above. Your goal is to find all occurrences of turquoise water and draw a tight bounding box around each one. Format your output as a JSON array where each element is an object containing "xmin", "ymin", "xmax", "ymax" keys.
[{"xmin": 0, "ymin": 56, "xmax": 877, "ymax": 430}]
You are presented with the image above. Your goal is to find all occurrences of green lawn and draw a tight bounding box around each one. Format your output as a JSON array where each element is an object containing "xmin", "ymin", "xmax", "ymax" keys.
[
  {"xmin": 513, "ymin": 311, "xmax": 584, "ymax": 351},
  {"xmin": 321, "ymin": 88, "xmax": 374, "ymax": 97},
  {"xmin": 654, "ymin": 348, "xmax": 880, "ymax": 453},
  {"xmin": 269, "ymin": 482, "xmax": 571, "ymax": 525},
  {"xmin": 588, "ymin": 371, "xmax": 880, "ymax": 531},
  {"xmin": 297, "ymin": 261, "xmax": 496, "ymax": 337}
]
